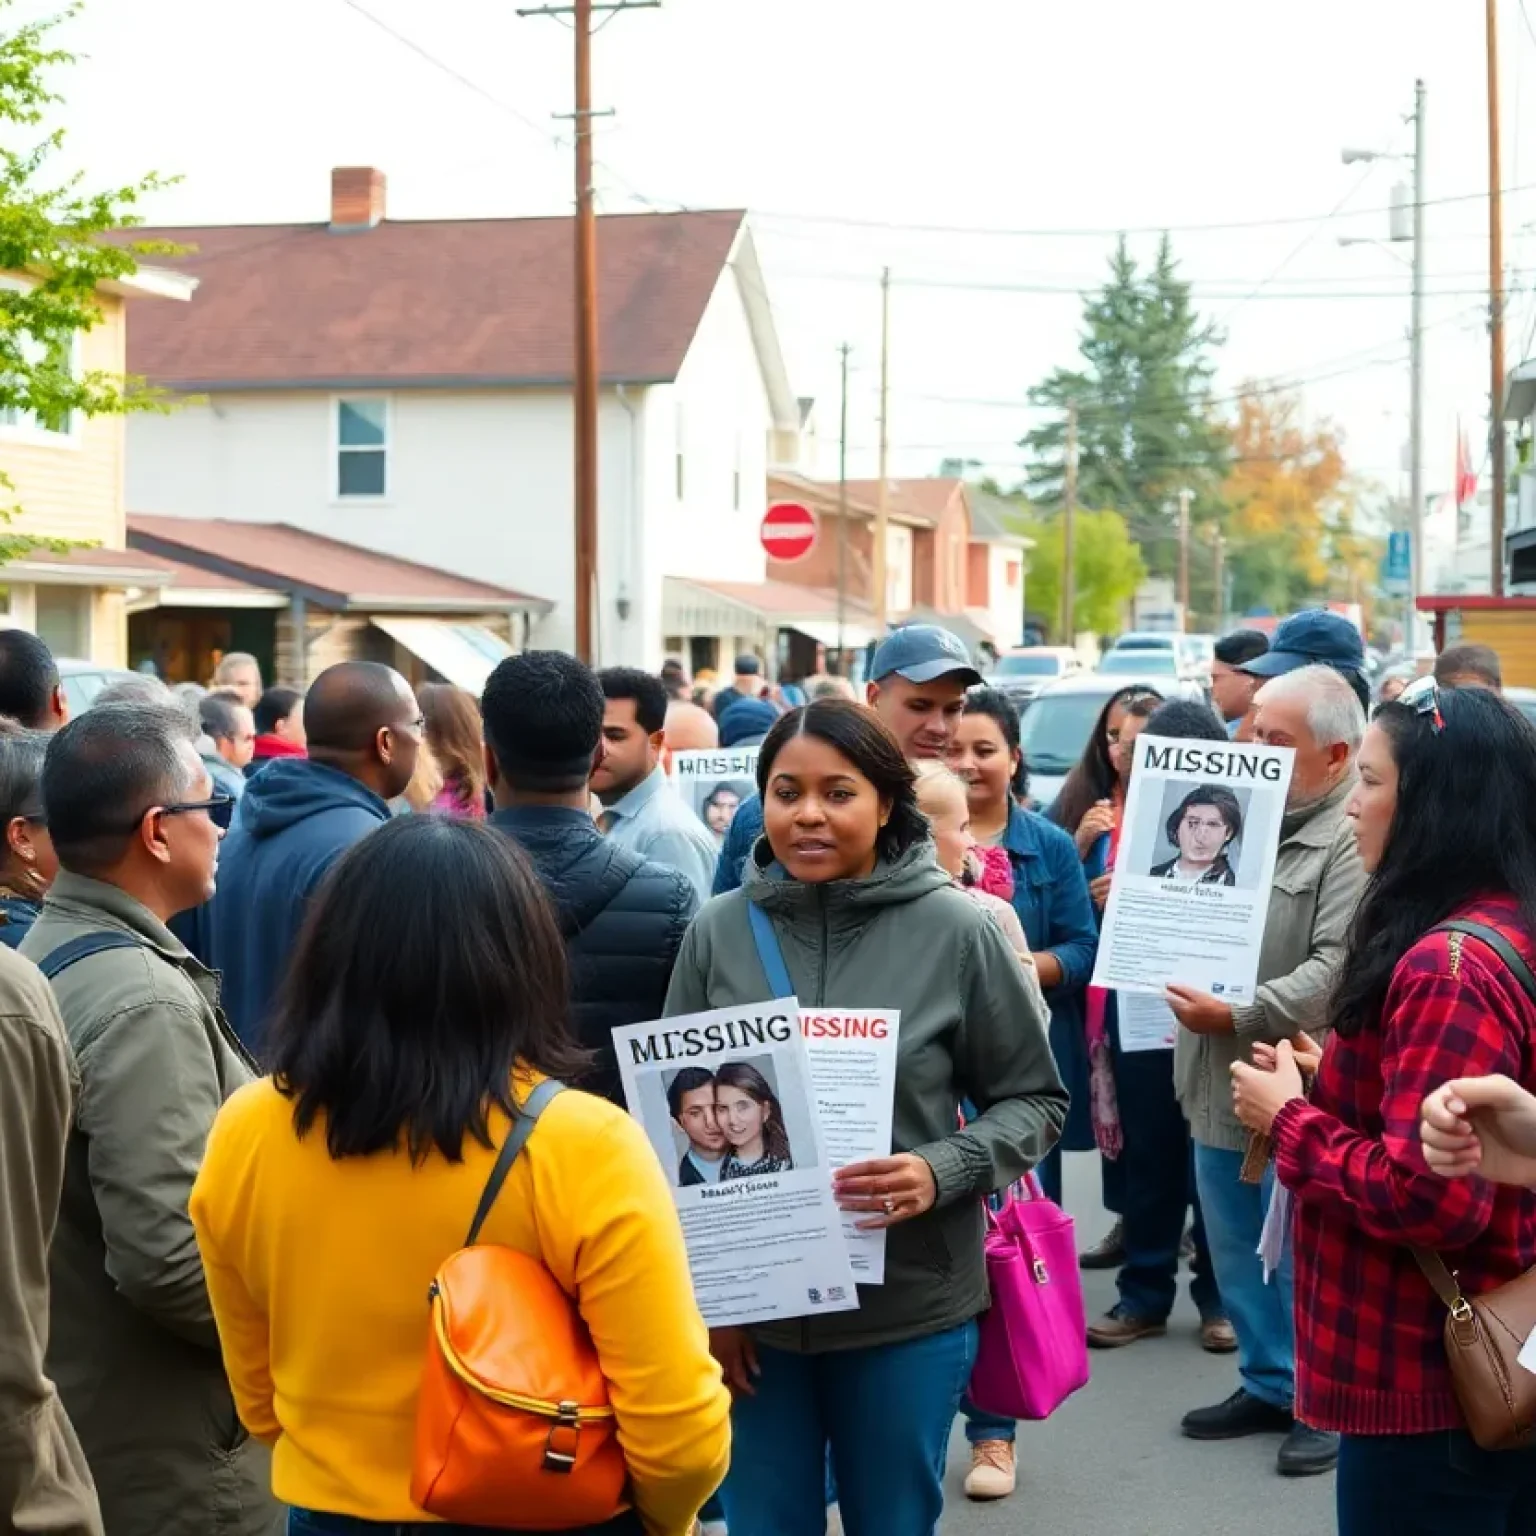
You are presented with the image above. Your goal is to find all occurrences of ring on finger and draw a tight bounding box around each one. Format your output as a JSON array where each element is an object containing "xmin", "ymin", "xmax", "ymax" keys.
[{"xmin": 882, "ymin": 1196, "xmax": 896, "ymax": 1215}]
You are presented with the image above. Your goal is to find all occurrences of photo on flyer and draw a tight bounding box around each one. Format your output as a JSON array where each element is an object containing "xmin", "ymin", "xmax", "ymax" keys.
[
  {"xmin": 612, "ymin": 1001, "xmax": 860, "ymax": 1327},
  {"xmin": 668, "ymin": 748, "xmax": 760, "ymax": 846},
  {"xmin": 1091, "ymin": 735, "xmax": 1295, "ymax": 1002}
]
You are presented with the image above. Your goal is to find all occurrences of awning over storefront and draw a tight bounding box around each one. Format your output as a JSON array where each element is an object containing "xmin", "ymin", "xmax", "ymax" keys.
[
  {"xmin": 370, "ymin": 616, "xmax": 513, "ymax": 693},
  {"xmin": 789, "ymin": 618, "xmax": 878, "ymax": 650},
  {"xmin": 662, "ymin": 575, "xmax": 878, "ymax": 644}
]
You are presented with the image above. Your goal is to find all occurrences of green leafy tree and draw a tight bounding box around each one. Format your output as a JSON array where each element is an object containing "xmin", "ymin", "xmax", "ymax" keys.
[
  {"xmin": 1022, "ymin": 235, "xmax": 1229, "ymax": 577},
  {"xmin": 0, "ymin": 1, "xmax": 172, "ymax": 553},
  {"xmin": 1014, "ymin": 504, "xmax": 1146, "ymax": 640}
]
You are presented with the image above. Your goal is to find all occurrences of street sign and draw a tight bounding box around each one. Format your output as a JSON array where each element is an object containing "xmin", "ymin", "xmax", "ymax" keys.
[
  {"xmin": 1383, "ymin": 530, "xmax": 1411, "ymax": 596},
  {"xmin": 761, "ymin": 501, "xmax": 818, "ymax": 563}
]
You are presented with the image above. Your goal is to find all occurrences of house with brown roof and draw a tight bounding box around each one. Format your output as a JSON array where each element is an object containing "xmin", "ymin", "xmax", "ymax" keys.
[
  {"xmin": 124, "ymin": 514, "xmax": 548, "ymax": 691},
  {"xmin": 122, "ymin": 167, "xmax": 803, "ymax": 668}
]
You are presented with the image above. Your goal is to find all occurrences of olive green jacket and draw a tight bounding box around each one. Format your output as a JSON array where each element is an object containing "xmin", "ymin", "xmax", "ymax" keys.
[
  {"xmin": 665, "ymin": 842, "xmax": 1067, "ymax": 1353},
  {"xmin": 20, "ymin": 875, "xmax": 281, "ymax": 1536}
]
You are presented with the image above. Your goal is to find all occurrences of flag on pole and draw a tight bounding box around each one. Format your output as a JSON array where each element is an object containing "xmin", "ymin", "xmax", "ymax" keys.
[{"xmin": 1456, "ymin": 420, "xmax": 1479, "ymax": 510}]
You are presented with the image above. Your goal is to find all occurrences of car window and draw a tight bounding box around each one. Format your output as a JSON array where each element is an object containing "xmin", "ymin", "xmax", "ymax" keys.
[
  {"xmin": 61, "ymin": 671, "xmax": 109, "ymax": 713},
  {"xmin": 1100, "ymin": 651, "xmax": 1177, "ymax": 675},
  {"xmin": 1018, "ymin": 692, "xmax": 1118, "ymax": 775},
  {"xmin": 995, "ymin": 655, "xmax": 1062, "ymax": 677}
]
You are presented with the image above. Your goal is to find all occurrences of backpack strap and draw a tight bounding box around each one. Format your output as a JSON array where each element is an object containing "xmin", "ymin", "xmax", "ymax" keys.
[
  {"xmin": 36, "ymin": 931, "xmax": 143, "ymax": 981},
  {"xmin": 747, "ymin": 900, "xmax": 794, "ymax": 999},
  {"xmin": 1431, "ymin": 920, "xmax": 1536, "ymax": 1005},
  {"xmin": 464, "ymin": 1078, "xmax": 567, "ymax": 1247}
]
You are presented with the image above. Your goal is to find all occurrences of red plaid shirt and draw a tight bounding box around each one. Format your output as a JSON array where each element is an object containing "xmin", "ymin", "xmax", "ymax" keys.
[{"xmin": 1274, "ymin": 898, "xmax": 1536, "ymax": 1435}]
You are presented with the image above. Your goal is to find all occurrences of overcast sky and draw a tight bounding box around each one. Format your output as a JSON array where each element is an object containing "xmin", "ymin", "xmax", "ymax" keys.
[{"xmin": 27, "ymin": 0, "xmax": 1536, "ymax": 510}]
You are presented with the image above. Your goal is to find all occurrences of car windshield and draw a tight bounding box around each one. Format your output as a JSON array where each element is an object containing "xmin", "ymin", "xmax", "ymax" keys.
[
  {"xmin": 1100, "ymin": 651, "xmax": 1178, "ymax": 675},
  {"xmin": 1018, "ymin": 691, "xmax": 1118, "ymax": 776},
  {"xmin": 994, "ymin": 654, "xmax": 1061, "ymax": 677}
]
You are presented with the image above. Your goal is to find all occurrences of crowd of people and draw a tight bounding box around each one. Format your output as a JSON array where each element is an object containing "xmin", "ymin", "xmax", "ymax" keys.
[{"xmin": 2, "ymin": 611, "xmax": 1536, "ymax": 1536}]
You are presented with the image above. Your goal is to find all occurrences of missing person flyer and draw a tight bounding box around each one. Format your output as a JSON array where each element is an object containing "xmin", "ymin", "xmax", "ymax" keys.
[
  {"xmin": 668, "ymin": 748, "xmax": 759, "ymax": 848},
  {"xmin": 1091, "ymin": 735, "xmax": 1294, "ymax": 1003},
  {"xmin": 613, "ymin": 1001, "xmax": 860, "ymax": 1327},
  {"xmin": 801, "ymin": 1009, "xmax": 899, "ymax": 1283}
]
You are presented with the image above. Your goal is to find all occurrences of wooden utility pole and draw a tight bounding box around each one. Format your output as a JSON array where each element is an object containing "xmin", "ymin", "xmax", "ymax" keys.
[
  {"xmin": 1488, "ymin": 0, "xmax": 1508, "ymax": 595},
  {"xmin": 837, "ymin": 342, "xmax": 851, "ymax": 663},
  {"xmin": 520, "ymin": 0, "xmax": 658, "ymax": 661},
  {"xmin": 1177, "ymin": 487, "xmax": 1192, "ymax": 624},
  {"xmin": 873, "ymin": 268, "xmax": 891, "ymax": 631},
  {"xmin": 1213, "ymin": 527, "xmax": 1227, "ymax": 633},
  {"xmin": 1061, "ymin": 400, "xmax": 1078, "ymax": 644}
]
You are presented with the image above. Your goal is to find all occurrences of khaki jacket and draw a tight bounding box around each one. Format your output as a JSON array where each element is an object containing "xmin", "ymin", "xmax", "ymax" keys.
[
  {"xmin": 0, "ymin": 946, "xmax": 102, "ymax": 1536},
  {"xmin": 20, "ymin": 875, "xmax": 281, "ymax": 1536},
  {"xmin": 1175, "ymin": 778, "xmax": 1366, "ymax": 1153}
]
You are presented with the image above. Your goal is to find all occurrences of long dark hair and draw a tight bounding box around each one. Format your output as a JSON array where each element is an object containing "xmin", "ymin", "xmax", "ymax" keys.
[
  {"xmin": 269, "ymin": 816, "xmax": 589, "ymax": 1161},
  {"xmin": 757, "ymin": 698, "xmax": 928, "ymax": 866},
  {"xmin": 1330, "ymin": 687, "xmax": 1536, "ymax": 1039},
  {"xmin": 715, "ymin": 1062, "xmax": 792, "ymax": 1162},
  {"xmin": 1050, "ymin": 685, "xmax": 1164, "ymax": 833},
  {"xmin": 962, "ymin": 687, "xmax": 1029, "ymax": 801}
]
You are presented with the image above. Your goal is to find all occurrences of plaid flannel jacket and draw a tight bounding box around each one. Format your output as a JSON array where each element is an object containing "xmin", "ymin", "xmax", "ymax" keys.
[{"xmin": 1274, "ymin": 899, "xmax": 1536, "ymax": 1435}]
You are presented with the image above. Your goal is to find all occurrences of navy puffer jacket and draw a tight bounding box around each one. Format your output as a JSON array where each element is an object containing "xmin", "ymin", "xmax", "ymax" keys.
[{"xmin": 490, "ymin": 805, "xmax": 698, "ymax": 1103}]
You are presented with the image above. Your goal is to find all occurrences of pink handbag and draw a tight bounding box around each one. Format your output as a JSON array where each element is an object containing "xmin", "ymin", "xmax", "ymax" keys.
[{"xmin": 967, "ymin": 1174, "xmax": 1090, "ymax": 1420}]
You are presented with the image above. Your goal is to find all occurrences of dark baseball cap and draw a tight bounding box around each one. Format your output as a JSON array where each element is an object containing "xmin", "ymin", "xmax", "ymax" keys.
[
  {"xmin": 870, "ymin": 624, "xmax": 982, "ymax": 687},
  {"xmin": 734, "ymin": 654, "xmax": 762, "ymax": 676},
  {"xmin": 1239, "ymin": 609, "xmax": 1365, "ymax": 679}
]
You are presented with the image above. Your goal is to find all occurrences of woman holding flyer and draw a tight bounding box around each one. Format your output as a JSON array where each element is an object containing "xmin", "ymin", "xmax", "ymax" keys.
[
  {"xmin": 665, "ymin": 698, "xmax": 1067, "ymax": 1536},
  {"xmin": 1233, "ymin": 682, "xmax": 1536, "ymax": 1533}
]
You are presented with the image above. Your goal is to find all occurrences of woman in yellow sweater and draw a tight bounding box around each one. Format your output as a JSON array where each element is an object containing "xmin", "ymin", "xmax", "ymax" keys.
[{"xmin": 189, "ymin": 816, "xmax": 730, "ymax": 1536}]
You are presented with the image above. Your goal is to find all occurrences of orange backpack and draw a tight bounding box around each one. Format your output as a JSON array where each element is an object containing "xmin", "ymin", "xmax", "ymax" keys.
[{"xmin": 411, "ymin": 1079, "xmax": 629, "ymax": 1530}]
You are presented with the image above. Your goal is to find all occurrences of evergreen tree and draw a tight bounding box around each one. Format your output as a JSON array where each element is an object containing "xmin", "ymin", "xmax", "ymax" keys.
[{"xmin": 1021, "ymin": 235, "xmax": 1228, "ymax": 578}]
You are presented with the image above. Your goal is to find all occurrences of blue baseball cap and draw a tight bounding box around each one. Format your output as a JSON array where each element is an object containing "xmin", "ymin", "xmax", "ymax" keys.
[
  {"xmin": 1239, "ymin": 609, "xmax": 1365, "ymax": 679},
  {"xmin": 869, "ymin": 624, "xmax": 982, "ymax": 687}
]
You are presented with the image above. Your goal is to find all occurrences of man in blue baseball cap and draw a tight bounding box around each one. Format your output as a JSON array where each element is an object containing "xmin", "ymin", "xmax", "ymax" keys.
[
  {"xmin": 1238, "ymin": 609, "xmax": 1370, "ymax": 713},
  {"xmin": 710, "ymin": 623, "xmax": 982, "ymax": 894}
]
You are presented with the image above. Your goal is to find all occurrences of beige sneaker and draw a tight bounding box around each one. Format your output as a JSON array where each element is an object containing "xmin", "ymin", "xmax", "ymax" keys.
[{"xmin": 963, "ymin": 1438, "xmax": 1017, "ymax": 1500}]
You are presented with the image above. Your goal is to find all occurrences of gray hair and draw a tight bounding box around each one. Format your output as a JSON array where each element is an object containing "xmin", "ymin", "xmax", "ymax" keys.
[
  {"xmin": 214, "ymin": 651, "xmax": 261, "ymax": 685},
  {"xmin": 1254, "ymin": 664, "xmax": 1365, "ymax": 751},
  {"xmin": 91, "ymin": 675, "xmax": 202, "ymax": 745}
]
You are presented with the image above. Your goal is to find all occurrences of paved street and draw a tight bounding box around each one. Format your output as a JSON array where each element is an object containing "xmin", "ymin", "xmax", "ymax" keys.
[
  {"xmin": 936, "ymin": 1152, "xmax": 1334, "ymax": 1535},
  {"xmin": 833, "ymin": 1150, "xmax": 1335, "ymax": 1535}
]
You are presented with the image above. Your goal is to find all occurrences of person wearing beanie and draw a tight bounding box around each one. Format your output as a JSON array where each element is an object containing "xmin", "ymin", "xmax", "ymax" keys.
[{"xmin": 719, "ymin": 696, "xmax": 780, "ymax": 749}]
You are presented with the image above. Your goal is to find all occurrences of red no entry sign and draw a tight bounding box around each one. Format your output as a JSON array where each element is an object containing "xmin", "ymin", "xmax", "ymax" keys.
[{"xmin": 761, "ymin": 501, "xmax": 818, "ymax": 562}]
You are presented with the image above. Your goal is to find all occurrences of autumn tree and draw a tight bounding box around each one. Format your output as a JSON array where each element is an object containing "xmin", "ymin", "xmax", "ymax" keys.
[
  {"xmin": 1219, "ymin": 385, "xmax": 1366, "ymax": 617},
  {"xmin": 0, "ymin": 1, "xmax": 171, "ymax": 550},
  {"xmin": 1022, "ymin": 235, "xmax": 1229, "ymax": 577}
]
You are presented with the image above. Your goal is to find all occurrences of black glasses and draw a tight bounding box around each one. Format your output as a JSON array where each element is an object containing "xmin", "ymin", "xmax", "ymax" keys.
[
  {"xmin": 154, "ymin": 793, "xmax": 237, "ymax": 832},
  {"xmin": 1397, "ymin": 675, "xmax": 1444, "ymax": 734}
]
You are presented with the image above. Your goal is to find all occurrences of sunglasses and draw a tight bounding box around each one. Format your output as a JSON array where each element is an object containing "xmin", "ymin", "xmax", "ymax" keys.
[
  {"xmin": 1396, "ymin": 675, "xmax": 1444, "ymax": 734},
  {"xmin": 148, "ymin": 793, "xmax": 238, "ymax": 832}
]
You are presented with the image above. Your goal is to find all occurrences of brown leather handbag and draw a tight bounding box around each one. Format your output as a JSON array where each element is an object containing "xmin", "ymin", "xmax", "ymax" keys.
[{"xmin": 1412, "ymin": 919, "xmax": 1536, "ymax": 1453}]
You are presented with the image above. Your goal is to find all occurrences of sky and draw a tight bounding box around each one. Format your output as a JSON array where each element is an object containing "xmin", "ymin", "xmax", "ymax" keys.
[{"xmin": 21, "ymin": 0, "xmax": 1536, "ymax": 516}]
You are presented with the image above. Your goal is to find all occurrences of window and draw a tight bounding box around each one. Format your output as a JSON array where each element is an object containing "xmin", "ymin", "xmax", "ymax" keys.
[
  {"xmin": 336, "ymin": 397, "xmax": 388, "ymax": 498},
  {"xmin": 35, "ymin": 587, "xmax": 89, "ymax": 659},
  {"xmin": 675, "ymin": 403, "xmax": 686, "ymax": 501},
  {"xmin": 0, "ymin": 277, "xmax": 80, "ymax": 442}
]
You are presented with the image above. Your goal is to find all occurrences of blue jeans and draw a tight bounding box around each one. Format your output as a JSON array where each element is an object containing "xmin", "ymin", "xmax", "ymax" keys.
[
  {"xmin": 1193, "ymin": 1140, "xmax": 1293, "ymax": 1410},
  {"xmin": 720, "ymin": 1323, "xmax": 978, "ymax": 1536},
  {"xmin": 1337, "ymin": 1431, "xmax": 1536, "ymax": 1535},
  {"xmin": 1112, "ymin": 1038, "xmax": 1220, "ymax": 1324},
  {"xmin": 289, "ymin": 1510, "xmax": 644, "ymax": 1535}
]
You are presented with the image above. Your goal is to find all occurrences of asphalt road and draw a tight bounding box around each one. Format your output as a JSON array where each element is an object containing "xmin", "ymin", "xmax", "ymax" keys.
[{"xmin": 832, "ymin": 1149, "xmax": 1337, "ymax": 1536}]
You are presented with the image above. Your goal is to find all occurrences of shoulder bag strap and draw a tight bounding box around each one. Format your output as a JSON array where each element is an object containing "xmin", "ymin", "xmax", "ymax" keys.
[
  {"xmin": 747, "ymin": 900, "xmax": 794, "ymax": 999},
  {"xmin": 37, "ymin": 931, "xmax": 143, "ymax": 981},
  {"xmin": 464, "ymin": 1078, "xmax": 566, "ymax": 1247},
  {"xmin": 1432, "ymin": 919, "xmax": 1536, "ymax": 1005},
  {"xmin": 1412, "ymin": 919, "xmax": 1536, "ymax": 1312}
]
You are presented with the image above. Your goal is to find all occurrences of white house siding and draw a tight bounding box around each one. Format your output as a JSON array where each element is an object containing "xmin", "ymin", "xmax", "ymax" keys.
[
  {"xmin": 126, "ymin": 269, "xmax": 776, "ymax": 669},
  {"xmin": 986, "ymin": 543, "xmax": 1025, "ymax": 649}
]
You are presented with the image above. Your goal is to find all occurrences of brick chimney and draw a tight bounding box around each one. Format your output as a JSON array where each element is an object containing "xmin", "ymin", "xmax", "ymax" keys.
[{"xmin": 330, "ymin": 167, "xmax": 386, "ymax": 231}]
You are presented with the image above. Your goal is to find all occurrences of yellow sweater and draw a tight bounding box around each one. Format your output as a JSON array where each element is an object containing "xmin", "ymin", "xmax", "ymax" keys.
[{"xmin": 189, "ymin": 1073, "xmax": 730, "ymax": 1536}]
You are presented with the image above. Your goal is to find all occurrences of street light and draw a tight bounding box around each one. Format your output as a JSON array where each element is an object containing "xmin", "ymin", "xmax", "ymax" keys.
[{"xmin": 1339, "ymin": 82, "xmax": 1426, "ymax": 650}]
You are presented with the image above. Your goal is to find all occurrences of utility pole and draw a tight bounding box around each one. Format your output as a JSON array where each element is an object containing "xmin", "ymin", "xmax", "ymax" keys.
[
  {"xmin": 1488, "ymin": 3, "xmax": 1508, "ymax": 596},
  {"xmin": 873, "ymin": 268, "xmax": 891, "ymax": 633},
  {"xmin": 1061, "ymin": 400, "xmax": 1078, "ymax": 645},
  {"xmin": 520, "ymin": 0, "xmax": 659, "ymax": 662},
  {"xmin": 1212, "ymin": 528, "xmax": 1227, "ymax": 634},
  {"xmin": 837, "ymin": 342, "xmax": 851, "ymax": 665},
  {"xmin": 1177, "ymin": 487, "xmax": 1192, "ymax": 625},
  {"xmin": 1407, "ymin": 79, "xmax": 1428, "ymax": 645}
]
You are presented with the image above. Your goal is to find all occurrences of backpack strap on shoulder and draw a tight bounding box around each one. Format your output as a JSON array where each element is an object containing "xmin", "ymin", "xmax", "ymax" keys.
[
  {"xmin": 1431, "ymin": 920, "xmax": 1536, "ymax": 1004},
  {"xmin": 464, "ymin": 1079, "xmax": 567, "ymax": 1247},
  {"xmin": 36, "ymin": 931, "xmax": 143, "ymax": 981}
]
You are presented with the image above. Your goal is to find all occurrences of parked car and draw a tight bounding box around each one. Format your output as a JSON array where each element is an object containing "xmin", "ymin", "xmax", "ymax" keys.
[
  {"xmin": 57, "ymin": 658, "xmax": 138, "ymax": 715},
  {"xmin": 983, "ymin": 646, "xmax": 1082, "ymax": 707},
  {"xmin": 1018, "ymin": 670, "xmax": 1204, "ymax": 812}
]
